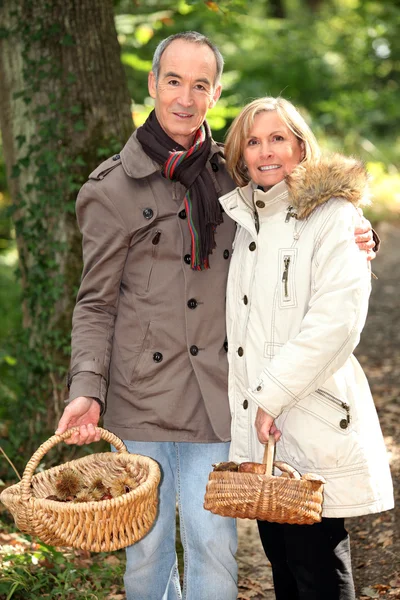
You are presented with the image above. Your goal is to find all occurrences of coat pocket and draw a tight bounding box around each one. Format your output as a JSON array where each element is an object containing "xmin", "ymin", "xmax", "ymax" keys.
[
  {"xmin": 146, "ymin": 230, "xmax": 162, "ymax": 292},
  {"xmin": 278, "ymin": 248, "xmax": 297, "ymax": 308},
  {"xmin": 277, "ymin": 388, "xmax": 353, "ymax": 471},
  {"xmin": 129, "ymin": 321, "xmax": 154, "ymax": 387}
]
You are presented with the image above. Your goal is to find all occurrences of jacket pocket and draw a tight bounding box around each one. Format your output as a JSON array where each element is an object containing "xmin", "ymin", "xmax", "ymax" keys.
[
  {"xmin": 129, "ymin": 321, "xmax": 154, "ymax": 387},
  {"xmin": 146, "ymin": 230, "xmax": 162, "ymax": 292},
  {"xmin": 312, "ymin": 388, "xmax": 351, "ymax": 431},
  {"xmin": 277, "ymin": 388, "xmax": 353, "ymax": 471},
  {"xmin": 278, "ymin": 248, "xmax": 297, "ymax": 308}
]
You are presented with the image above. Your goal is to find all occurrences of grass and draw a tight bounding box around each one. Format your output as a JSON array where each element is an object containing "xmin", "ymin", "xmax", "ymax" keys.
[{"xmin": 0, "ymin": 515, "xmax": 126, "ymax": 600}]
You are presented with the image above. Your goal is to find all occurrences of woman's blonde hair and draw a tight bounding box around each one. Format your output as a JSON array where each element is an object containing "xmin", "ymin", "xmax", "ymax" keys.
[{"xmin": 225, "ymin": 97, "xmax": 321, "ymax": 187}]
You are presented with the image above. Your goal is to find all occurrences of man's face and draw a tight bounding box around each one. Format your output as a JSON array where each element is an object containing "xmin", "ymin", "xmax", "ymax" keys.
[{"xmin": 148, "ymin": 39, "xmax": 222, "ymax": 149}]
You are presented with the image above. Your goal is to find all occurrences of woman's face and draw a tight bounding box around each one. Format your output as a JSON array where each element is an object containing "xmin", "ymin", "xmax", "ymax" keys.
[{"xmin": 243, "ymin": 110, "xmax": 304, "ymax": 189}]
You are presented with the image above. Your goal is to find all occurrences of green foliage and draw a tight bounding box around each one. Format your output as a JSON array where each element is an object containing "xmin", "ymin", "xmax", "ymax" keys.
[
  {"xmin": 0, "ymin": 250, "xmax": 22, "ymax": 462},
  {"xmin": 0, "ymin": 142, "xmax": 12, "ymax": 253},
  {"xmin": 0, "ymin": 530, "xmax": 125, "ymax": 599}
]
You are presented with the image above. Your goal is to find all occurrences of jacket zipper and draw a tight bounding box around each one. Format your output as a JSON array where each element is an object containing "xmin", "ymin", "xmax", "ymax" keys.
[
  {"xmin": 316, "ymin": 388, "xmax": 351, "ymax": 428},
  {"xmin": 285, "ymin": 205, "xmax": 297, "ymax": 222},
  {"xmin": 282, "ymin": 256, "xmax": 291, "ymax": 298}
]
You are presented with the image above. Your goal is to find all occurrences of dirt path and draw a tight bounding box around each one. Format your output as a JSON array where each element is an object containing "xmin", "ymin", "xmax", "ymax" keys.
[{"xmin": 236, "ymin": 222, "xmax": 400, "ymax": 600}]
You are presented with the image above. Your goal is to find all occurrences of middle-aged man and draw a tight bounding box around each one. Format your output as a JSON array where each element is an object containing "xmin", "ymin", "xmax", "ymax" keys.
[{"xmin": 56, "ymin": 31, "xmax": 376, "ymax": 600}]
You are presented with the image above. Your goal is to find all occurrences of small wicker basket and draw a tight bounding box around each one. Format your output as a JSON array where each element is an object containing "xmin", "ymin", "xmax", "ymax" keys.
[
  {"xmin": 204, "ymin": 438, "xmax": 325, "ymax": 524},
  {"xmin": 0, "ymin": 427, "xmax": 161, "ymax": 552}
]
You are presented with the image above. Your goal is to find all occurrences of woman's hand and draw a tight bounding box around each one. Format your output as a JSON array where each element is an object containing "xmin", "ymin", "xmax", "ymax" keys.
[{"xmin": 255, "ymin": 407, "xmax": 281, "ymax": 444}]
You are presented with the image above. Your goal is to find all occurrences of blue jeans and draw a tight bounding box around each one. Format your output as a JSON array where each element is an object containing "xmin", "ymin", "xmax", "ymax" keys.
[{"xmin": 120, "ymin": 440, "xmax": 238, "ymax": 600}]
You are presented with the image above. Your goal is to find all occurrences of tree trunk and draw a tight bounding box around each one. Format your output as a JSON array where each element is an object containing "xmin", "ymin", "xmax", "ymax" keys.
[{"xmin": 0, "ymin": 0, "xmax": 133, "ymax": 436}]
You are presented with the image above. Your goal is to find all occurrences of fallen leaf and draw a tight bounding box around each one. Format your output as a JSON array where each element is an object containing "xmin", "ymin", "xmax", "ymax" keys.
[
  {"xmin": 361, "ymin": 587, "xmax": 380, "ymax": 598},
  {"xmin": 375, "ymin": 529, "xmax": 393, "ymax": 546},
  {"xmin": 373, "ymin": 584, "xmax": 391, "ymax": 591},
  {"xmin": 104, "ymin": 555, "xmax": 121, "ymax": 566}
]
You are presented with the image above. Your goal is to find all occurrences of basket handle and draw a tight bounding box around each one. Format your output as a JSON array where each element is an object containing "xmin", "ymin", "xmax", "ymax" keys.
[
  {"xmin": 20, "ymin": 427, "xmax": 127, "ymax": 502},
  {"xmin": 262, "ymin": 437, "xmax": 275, "ymax": 476}
]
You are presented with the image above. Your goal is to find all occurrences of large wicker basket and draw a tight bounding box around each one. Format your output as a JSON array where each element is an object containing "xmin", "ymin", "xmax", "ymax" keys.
[
  {"xmin": 204, "ymin": 438, "xmax": 325, "ymax": 524},
  {"xmin": 0, "ymin": 427, "xmax": 161, "ymax": 552}
]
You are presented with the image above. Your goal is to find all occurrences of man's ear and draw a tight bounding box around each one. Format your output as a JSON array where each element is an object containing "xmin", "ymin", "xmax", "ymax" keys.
[
  {"xmin": 148, "ymin": 71, "xmax": 156, "ymax": 99},
  {"xmin": 210, "ymin": 83, "xmax": 222, "ymax": 109}
]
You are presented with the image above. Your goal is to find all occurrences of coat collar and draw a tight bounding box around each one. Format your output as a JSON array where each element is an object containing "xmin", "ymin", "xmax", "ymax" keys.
[
  {"xmin": 120, "ymin": 130, "xmax": 224, "ymax": 180},
  {"xmin": 220, "ymin": 153, "xmax": 369, "ymax": 225},
  {"xmin": 286, "ymin": 153, "xmax": 369, "ymax": 219},
  {"xmin": 220, "ymin": 180, "xmax": 290, "ymax": 222}
]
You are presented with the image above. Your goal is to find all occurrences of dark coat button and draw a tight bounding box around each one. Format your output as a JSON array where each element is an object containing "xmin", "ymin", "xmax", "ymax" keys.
[
  {"xmin": 223, "ymin": 340, "xmax": 228, "ymax": 352},
  {"xmin": 153, "ymin": 352, "xmax": 163, "ymax": 363},
  {"xmin": 143, "ymin": 208, "xmax": 154, "ymax": 219},
  {"xmin": 190, "ymin": 345, "xmax": 199, "ymax": 356},
  {"xmin": 223, "ymin": 249, "xmax": 230, "ymax": 259},
  {"xmin": 340, "ymin": 419, "xmax": 348, "ymax": 429},
  {"xmin": 238, "ymin": 347, "xmax": 244, "ymax": 357},
  {"xmin": 184, "ymin": 254, "xmax": 191, "ymax": 264},
  {"xmin": 243, "ymin": 399, "xmax": 248, "ymax": 409},
  {"xmin": 179, "ymin": 210, "xmax": 187, "ymax": 219},
  {"xmin": 256, "ymin": 200, "xmax": 265, "ymax": 208},
  {"xmin": 243, "ymin": 295, "xmax": 248, "ymax": 305},
  {"xmin": 187, "ymin": 298, "xmax": 198, "ymax": 309},
  {"xmin": 211, "ymin": 162, "xmax": 219, "ymax": 172},
  {"xmin": 112, "ymin": 154, "xmax": 120, "ymax": 161},
  {"xmin": 249, "ymin": 241, "xmax": 256, "ymax": 251}
]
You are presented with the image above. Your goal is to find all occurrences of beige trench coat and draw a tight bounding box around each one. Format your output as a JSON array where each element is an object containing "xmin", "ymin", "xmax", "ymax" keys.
[{"xmin": 68, "ymin": 131, "xmax": 236, "ymax": 442}]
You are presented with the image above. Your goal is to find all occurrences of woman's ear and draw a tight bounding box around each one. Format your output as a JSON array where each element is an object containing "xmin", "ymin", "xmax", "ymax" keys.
[{"xmin": 300, "ymin": 141, "xmax": 306, "ymax": 161}]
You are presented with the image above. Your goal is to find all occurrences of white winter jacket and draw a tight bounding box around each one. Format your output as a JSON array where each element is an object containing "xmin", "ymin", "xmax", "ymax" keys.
[{"xmin": 220, "ymin": 154, "xmax": 394, "ymax": 518}]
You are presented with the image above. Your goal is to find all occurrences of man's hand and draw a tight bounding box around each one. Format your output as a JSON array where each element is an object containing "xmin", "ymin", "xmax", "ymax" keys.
[
  {"xmin": 55, "ymin": 396, "xmax": 102, "ymax": 445},
  {"xmin": 355, "ymin": 210, "xmax": 376, "ymax": 261},
  {"xmin": 255, "ymin": 407, "xmax": 281, "ymax": 444}
]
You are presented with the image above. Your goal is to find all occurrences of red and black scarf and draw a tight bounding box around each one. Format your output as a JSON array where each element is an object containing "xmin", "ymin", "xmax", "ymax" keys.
[{"xmin": 136, "ymin": 110, "xmax": 223, "ymax": 270}]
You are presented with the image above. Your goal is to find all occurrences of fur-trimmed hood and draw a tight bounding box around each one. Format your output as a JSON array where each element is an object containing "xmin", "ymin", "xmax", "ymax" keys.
[{"xmin": 286, "ymin": 153, "xmax": 369, "ymax": 220}]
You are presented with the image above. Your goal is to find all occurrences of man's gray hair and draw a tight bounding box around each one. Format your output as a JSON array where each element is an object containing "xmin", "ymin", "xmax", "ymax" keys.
[{"xmin": 152, "ymin": 31, "xmax": 224, "ymax": 87}]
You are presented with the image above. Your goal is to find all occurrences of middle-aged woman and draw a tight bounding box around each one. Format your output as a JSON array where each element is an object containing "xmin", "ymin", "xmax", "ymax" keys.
[{"xmin": 219, "ymin": 97, "xmax": 394, "ymax": 600}]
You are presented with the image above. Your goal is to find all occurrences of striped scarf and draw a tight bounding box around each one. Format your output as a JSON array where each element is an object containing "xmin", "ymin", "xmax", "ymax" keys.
[{"xmin": 136, "ymin": 110, "xmax": 223, "ymax": 270}]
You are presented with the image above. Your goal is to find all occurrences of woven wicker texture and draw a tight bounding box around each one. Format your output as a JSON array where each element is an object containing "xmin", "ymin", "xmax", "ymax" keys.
[
  {"xmin": 204, "ymin": 438, "xmax": 325, "ymax": 524},
  {"xmin": 0, "ymin": 427, "xmax": 161, "ymax": 552}
]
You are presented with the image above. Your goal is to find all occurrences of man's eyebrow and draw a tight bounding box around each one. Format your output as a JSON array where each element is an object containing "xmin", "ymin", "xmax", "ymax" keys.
[
  {"xmin": 162, "ymin": 71, "xmax": 211, "ymax": 86},
  {"xmin": 163, "ymin": 71, "xmax": 181, "ymax": 79}
]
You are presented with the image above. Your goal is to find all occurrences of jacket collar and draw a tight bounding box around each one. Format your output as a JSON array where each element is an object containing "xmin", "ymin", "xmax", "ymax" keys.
[
  {"xmin": 286, "ymin": 153, "xmax": 369, "ymax": 219},
  {"xmin": 120, "ymin": 130, "xmax": 223, "ymax": 180},
  {"xmin": 221, "ymin": 153, "xmax": 369, "ymax": 226},
  {"xmin": 221, "ymin": 180, "xmax": 289, "ymax": 217}
]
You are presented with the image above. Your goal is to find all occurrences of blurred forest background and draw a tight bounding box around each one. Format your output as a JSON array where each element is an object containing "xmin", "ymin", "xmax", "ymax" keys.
[
  {"xmin": 1, "ymin": 0, "xmax": 399, "ymax": 472},
  {"xmin": 0, "ymin": 1, "xmax": 399, "ymax": 597}
]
